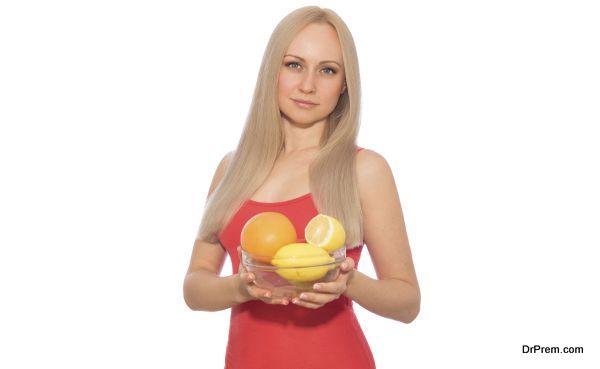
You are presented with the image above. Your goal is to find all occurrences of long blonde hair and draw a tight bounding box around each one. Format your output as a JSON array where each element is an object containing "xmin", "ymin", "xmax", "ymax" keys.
[{"xmin": 196, "ymin": 6, "xmax": 364, "ymax": 249}]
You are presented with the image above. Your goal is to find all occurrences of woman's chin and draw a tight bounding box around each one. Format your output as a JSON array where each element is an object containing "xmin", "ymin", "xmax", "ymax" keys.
[{"xmin": 280, "ymin": 112, "xmax": 328, "ymax": 127}]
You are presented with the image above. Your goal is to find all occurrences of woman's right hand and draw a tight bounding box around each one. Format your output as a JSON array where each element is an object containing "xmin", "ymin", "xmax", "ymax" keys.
[{"xmin": 236, "ymin": 246, "xmax": 290, "ymax": 306}]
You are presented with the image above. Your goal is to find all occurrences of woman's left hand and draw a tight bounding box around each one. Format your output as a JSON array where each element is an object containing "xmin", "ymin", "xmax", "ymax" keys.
[{"xmin": 292, "ymin": 257, "xmax": 356, "ymax": 309}]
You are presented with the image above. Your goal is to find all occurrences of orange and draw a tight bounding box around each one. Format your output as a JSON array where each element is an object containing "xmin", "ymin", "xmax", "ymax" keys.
[{"xmin": 240, "ymin": 212, "xmax": 297, "ymax": 258}]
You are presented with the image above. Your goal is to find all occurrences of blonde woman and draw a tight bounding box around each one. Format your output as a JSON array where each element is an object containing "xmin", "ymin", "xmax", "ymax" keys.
[{"xmin": 184, "ymin": 6, "xmax": 420, "ymax": 369}]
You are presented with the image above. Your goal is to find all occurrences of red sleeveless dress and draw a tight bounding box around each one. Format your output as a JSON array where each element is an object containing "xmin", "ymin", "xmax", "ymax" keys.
[{"xmin": 217, "ymin": 147, "xmax": 376, "ymax": 369}]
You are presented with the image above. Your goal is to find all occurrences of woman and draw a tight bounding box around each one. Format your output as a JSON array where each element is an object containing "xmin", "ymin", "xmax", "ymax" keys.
[{"xmin": 184, "ymin": 6, "xmax": 420, "ymax": 369}]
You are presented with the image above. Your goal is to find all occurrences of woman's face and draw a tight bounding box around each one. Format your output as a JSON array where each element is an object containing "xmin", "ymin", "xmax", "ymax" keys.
[{"xmin": 278, "ymin": 22, "xmax": 346, "ymax": 126}]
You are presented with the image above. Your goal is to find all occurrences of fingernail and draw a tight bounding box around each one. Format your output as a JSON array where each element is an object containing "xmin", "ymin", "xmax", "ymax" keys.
[
  {"xmin": 299, "ymin": 293, "xmax": 306, "ymax": 299},
  {"xmin": 313, "ymin": 284, "xmax": 321, "ymax": 290},
  {"xmin": 292, "ymin": 298, "xmax": 299, "ymax": 304}
]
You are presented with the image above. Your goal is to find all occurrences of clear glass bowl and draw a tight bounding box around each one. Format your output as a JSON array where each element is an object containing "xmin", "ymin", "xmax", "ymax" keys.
[{"xmin": 241, "ymin": 245, "xmax": 347, "ymax": 299}]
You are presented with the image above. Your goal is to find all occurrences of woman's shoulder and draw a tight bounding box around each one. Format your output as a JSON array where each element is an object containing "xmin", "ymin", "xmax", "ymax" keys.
[
  {"xmin": 218, "ymin": 150, "xmax": 236, "ymax": 172},
  {"xmin": 209, "ymin": 150, "xmax": 236, "ymax": 191},
  {"xmin": 356, "ymin": 147, "xmax": 393, "ymax": 191},
  {"xmin": 356, "ymin": 147, "xmax": 388, "ymax": 171}
]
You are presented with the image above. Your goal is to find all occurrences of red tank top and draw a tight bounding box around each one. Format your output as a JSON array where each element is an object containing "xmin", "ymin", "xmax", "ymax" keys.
[{"xmin": 217, "ymin": 147, "xmax": 376, "ymax": 369}]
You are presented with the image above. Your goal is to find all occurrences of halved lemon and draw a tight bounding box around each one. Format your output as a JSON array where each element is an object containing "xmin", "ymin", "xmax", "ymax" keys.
[{"xmin": 304, "ymin": 214, "xmax": 346, "ymax": 252}]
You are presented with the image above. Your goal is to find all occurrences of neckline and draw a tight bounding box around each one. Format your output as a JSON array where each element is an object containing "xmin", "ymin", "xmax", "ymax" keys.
[{"xmin": 246, "ymin": 192, "xmax": 312, "ymax": 207}]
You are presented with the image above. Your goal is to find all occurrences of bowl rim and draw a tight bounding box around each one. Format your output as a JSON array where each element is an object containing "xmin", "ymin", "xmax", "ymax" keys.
[
  {"xmin": 243, "ymin": 258, "xmax": 343, "ymax": 270},
  {"xmin": 241, "ymin": 248, "xmax": 346, "ymax": 270}
]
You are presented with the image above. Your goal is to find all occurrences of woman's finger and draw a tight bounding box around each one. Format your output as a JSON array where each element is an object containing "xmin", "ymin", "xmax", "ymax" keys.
[
  {"xmin": 240, "ymin": 271, "xmax": 255, "ymax": 284},
  {"xmin": 293, "ymin": 294, "xmax": 328, "ymax": 309},
  {"xmin": 340, "ymin": 257, "xmax": 355, "ymax": 272},
  {"xmin": 236, "ymin": 245, "xmax": 288, "ymax": 305},
  {"xmin": 311, "ymin": 282, "xmax": 345, "ymax": 295},
  {"xmin": 249, "ymin": 286, "xmax": 289, "ymax": 305},
  {"xmin": 237, "ymin": 246, "xmax": 243, "ymax": 264}
]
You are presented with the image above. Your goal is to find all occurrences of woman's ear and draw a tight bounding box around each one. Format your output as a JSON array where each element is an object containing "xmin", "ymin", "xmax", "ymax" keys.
[{"xmin": 341, "ymin": 83, "xmax": 347, "ymax": 94}]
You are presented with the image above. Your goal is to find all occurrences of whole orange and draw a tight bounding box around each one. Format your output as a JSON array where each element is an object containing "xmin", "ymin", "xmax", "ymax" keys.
[{"xmin": 240, "ymin": 212, "xmax": 297, "ymax": 258}]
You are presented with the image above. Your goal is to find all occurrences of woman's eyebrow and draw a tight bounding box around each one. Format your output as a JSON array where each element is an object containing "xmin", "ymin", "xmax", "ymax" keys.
[{"xmin": 284, "ymin": 54, "xmax": 341, "ymax": 67}]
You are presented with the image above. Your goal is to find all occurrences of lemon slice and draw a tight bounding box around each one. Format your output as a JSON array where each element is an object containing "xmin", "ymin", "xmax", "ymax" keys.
[{"xmin": 304, "ymin": 214, "xmax": 346, "ymax": 252}]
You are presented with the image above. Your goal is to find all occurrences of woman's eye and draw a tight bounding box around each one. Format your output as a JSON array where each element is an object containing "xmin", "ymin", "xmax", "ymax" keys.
[{"xmin": 285, "ymin": 62, "xmax": 337, "ymax": 75}]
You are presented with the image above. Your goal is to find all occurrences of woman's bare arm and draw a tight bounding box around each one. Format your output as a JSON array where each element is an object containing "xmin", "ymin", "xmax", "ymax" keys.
[
  {"xmin": 346, "ymin": 149, "xmax": 421, "ymax": 323},
  {"xmin": 183, "ymin": 239, "xmax": 248, "ymax": 311},
  {"xmin": 183, "ymin": 151, "xmax": 248, "ymax": 311}
]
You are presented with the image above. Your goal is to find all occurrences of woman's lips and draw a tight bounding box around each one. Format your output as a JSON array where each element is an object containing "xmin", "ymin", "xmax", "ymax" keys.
[{"xmin": 291, "ymin": 98, "xmax": 318, "ymax": 108}]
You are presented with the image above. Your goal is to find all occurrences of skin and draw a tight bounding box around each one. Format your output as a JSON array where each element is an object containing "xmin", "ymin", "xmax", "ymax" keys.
[{"xmin": 238, "ymin": 23, "xmax": 420, "ymax": 322}]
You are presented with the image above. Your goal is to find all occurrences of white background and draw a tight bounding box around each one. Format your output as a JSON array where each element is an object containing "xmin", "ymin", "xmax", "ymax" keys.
[{"xmin": 1, "ymin": 1, "xmax": 598, "ymax": 368}]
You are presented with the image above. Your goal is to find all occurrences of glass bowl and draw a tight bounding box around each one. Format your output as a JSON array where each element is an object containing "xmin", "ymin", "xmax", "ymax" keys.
[{"xmin": 241, "ymin": 245, "xmax": 347, "ymax": 299}]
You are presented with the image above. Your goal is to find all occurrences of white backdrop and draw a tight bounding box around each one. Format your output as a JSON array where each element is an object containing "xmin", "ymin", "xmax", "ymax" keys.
[{"xmin": 1, "ymin": 0, "xmax": 598, "ymax": 368}]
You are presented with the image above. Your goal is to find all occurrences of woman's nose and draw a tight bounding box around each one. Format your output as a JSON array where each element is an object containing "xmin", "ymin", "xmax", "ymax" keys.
[{"xmin": 298, "ymin": 73, "xmax": 316, "ymax": 93}]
